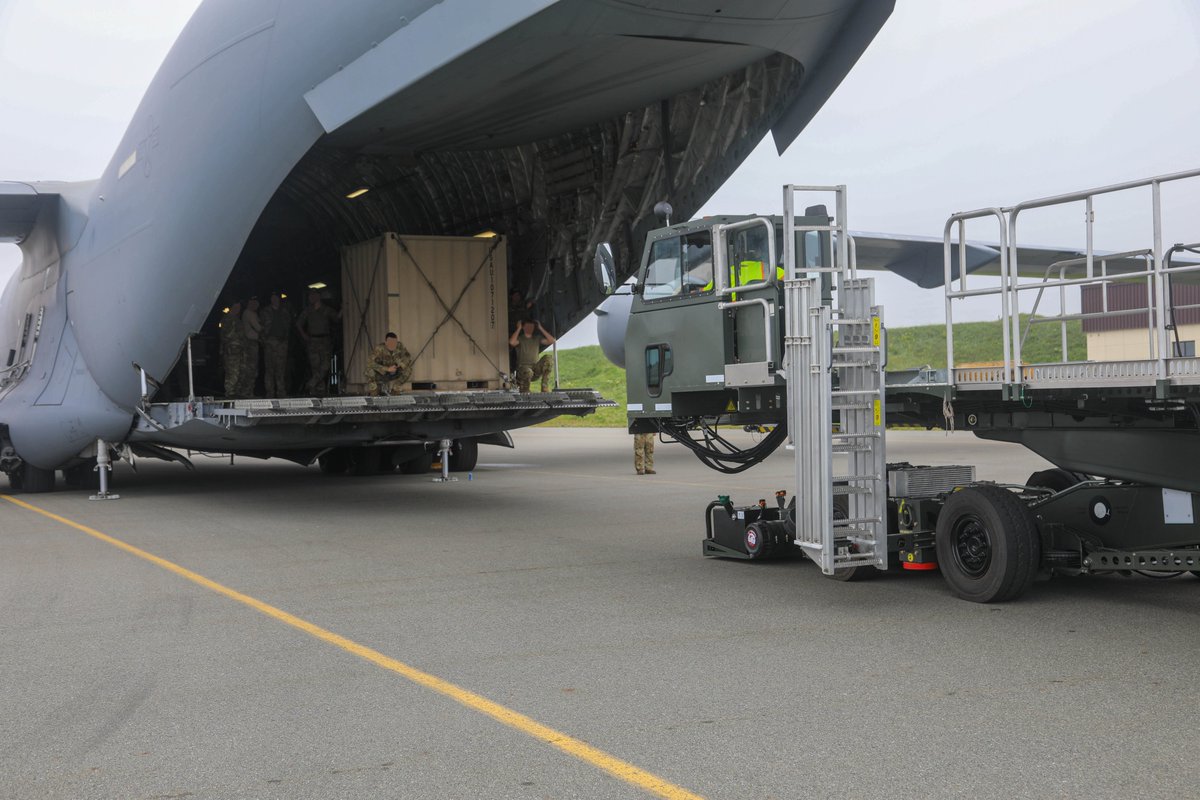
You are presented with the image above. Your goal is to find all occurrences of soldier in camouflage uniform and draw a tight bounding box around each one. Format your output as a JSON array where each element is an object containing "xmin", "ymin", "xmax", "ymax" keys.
[
  {"xmin": 508, "ymin": 318, "xmax": 555, "ymax": 393},
  {"xmin": 220, "ymin": 302, "xmax": 246, "ymax": 398},
  {"xmin": 239, "ymin": 296, "xmax": 262, "ymax": 397},
  {"xmin": 365, "ymin": 332, "xmax": 413, "ymax": 396},
  {"xmin": 633, "ymin": 432, "xmax": 656, "ymax": 475},
  {"xmin": 260, "ymin": 292, "xmax": 293, "ymax": 397},
  {"xmin": 296, "ymin": 290, "xmax": 339, "ymax": 396}
]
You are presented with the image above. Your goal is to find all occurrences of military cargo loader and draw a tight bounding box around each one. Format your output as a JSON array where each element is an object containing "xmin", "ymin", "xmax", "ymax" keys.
[{"xmin": 616, "ymin": 169, "xmax": 1200, "ymax": 601}]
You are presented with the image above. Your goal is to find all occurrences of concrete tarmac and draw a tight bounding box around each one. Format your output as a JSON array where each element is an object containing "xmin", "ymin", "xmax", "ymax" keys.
[{"xmin": 2, "ymin": 428, "xmax": 1198, "ymax": 799}]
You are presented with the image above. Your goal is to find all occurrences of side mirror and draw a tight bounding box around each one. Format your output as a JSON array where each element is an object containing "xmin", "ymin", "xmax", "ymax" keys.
[{"xmin": 594, "ymin": 242, "xmax": 617, "ymax": 296}]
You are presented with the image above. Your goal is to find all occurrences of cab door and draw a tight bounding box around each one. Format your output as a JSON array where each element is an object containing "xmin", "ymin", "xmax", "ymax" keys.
[
  {"xmin": 713, "ymin": 218, "xmax": 782, "ymax": 387},
  {"xmin": 625, "ymin": 228, "xmax": 726, "ymax": 419}
]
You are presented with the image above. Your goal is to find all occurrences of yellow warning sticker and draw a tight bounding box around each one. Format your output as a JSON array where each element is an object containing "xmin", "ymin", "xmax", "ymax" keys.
[
  {"xmin": 726, "ymin": 399, "xmax": 737, "ymax": 412},
  {"xmin": 873, "ymin": 399, "xmax": 882, "ymax": 426},
  {"xmin": 872, "ymin": 316, "xmax": 881, "ymax": 346}
]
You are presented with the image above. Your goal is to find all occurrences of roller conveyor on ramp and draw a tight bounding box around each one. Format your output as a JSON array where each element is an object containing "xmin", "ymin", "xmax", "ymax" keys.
[{"xmin": 130, "ymin": 389, "xmax": 615, "ymax": 454}]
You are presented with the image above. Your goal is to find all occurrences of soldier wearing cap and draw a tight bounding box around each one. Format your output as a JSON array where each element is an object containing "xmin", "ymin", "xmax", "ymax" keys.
[
  {"xmin": 509, "ymin": 318, "xmax": 555, "ymax": 393},
  {"xmin": 220, "ymin": 301, "xmax": 245, "ymax": 398},
  {"xmin": 260, "ymin": 292, "xmax": 293, "ymax": 397}
]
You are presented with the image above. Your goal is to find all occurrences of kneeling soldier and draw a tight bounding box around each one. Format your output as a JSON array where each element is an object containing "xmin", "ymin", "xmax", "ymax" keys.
[{"xmin": 509, "ymin": 318, "xmax": 555, "ymax": 393}]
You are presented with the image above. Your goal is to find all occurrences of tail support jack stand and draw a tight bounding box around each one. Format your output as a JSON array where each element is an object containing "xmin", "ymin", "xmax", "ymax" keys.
[
  {"xmin": 433, "ymin": 438, "xmax": 457, "ymax": 483},
  {"xmin": 90, "ymin": 438, "xmax": 120, "ymax": 501}
]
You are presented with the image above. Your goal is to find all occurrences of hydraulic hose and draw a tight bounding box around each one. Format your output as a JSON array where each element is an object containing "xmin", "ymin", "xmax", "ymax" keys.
[{"xmin": 656, "ymin": 417, "xmax": 788, "ymax": 474}]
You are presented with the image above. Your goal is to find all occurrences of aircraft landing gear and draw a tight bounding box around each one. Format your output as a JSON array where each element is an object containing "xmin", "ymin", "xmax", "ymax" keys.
[{"xmin": 7, "ymin": 462, "xmax": 56, "ymax": 494}]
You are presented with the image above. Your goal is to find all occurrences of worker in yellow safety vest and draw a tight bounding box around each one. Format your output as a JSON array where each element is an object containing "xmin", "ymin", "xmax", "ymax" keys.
[{"xmin": 703, "ymin": 260, "xmax": 785, "ymax": 298}]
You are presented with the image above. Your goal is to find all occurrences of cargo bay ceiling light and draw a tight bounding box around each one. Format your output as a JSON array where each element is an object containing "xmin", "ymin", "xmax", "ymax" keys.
[
  {"xmin": 345, "ymin": 187, "xmax": 370, "ymax": 199},
  {"xmin": 307, "ymin": 282, "xmax": 327, "ymax": 290}
]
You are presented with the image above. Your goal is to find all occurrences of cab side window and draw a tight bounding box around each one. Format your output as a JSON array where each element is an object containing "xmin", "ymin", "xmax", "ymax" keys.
[
  {"xmin": 681, "ymin": 231, "xmax": 713, "ymax": 294},
  {"xmin": 643, "ymin": 237, "xmax": 682, "ymax": 301},
  {"xmin": 645, "ymin": 344, "xmax": 673, "ymax": 397},
  {"xmin": 727, "ymin": 226, "xmax": 773, "ymax": 287}
]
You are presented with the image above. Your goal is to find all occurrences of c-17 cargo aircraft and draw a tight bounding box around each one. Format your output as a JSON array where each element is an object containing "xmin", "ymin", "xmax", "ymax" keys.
[{"xmin": 0, "ymin": 0, "xmax": 895, "ymax": 493}]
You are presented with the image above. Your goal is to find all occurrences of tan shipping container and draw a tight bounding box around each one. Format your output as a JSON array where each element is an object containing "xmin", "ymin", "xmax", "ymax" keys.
[{"xmin": 341, "ymin": 233, "xmax": 508, "ymax": 393}]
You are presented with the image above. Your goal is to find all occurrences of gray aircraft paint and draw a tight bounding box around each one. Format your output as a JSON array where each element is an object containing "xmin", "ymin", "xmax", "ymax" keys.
[{"xmin": 0, "ymin": 0, "xmax": 893, "ymax": 469}]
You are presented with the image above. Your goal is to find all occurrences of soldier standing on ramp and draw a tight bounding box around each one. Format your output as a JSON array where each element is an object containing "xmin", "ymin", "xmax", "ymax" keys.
[
  {"xmin": 260, "ymin": 292, "xmax": 293, "ymax": 397},
  {"xmin": 509, "ymin": 318, "xmax": 556, "ymax": 393},
  {"xmin": 220, "ymin": 301, "xmax": 246, "ymax": 398},
  {"xmin": 296, "ymin": 290, "xmax": 339, "ymax": 396},
  {"xmin": 240, "ymin": 296, "xmax": 263, "ymax": 397},
  {"xmin": 365, "ymin": 332, "xmax": 413, "ymax": 396}
]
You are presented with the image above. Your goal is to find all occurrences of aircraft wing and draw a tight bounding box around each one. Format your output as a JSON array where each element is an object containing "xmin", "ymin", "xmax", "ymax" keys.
[
  {"xmin": 848, "ymin": 232, "xmax": 997, "ymax": 289},
  {"xmin": 0, "ymin": 182, "xmax": 52, "ymax": 244},
  {"xmin": 849, "ymin": 231, "xmax": 1200, "ymax": 288}
]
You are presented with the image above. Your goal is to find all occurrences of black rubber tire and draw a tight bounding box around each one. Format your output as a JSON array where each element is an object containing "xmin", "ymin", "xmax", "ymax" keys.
[
  {"xmin": 448, "ymin": 438, "xmax": 479, "ymax": 472},
  {"xmin": 830, "ymin": 564, "xmax": 878, "ymax": 582},
  {"xmin": 62, "ymin": 463, "xmax": 94, "ymax": 490},
  {"xmin": 400, "ymin": 449, "xmax": 434, "ymax": 475},
  {"xmin": 375, "ymin": 447, "xmax": 398, "ymax": 474},
  {"xmin": 350, "ymin": 447, "xmax": 382, "ymax": 476},
  {"xmin": 11, "ymin": 464, "xmax": 55, "ymax": 494},
  {"xmin": 826, "ymin": 504, "xmax": 878, "ymax": 581},
  {"xmin": 1026, "ymin": 468, "xmax": 1088, "ymax": 493},
  {"xmin": 317, "ymin": 449, "xmax": 350, "ymax": 475},
  {"xmin": 935, "ymin": 485, "xmax": 1040, "ymax": 603},
  {"xmin": 743, "ymin": 522, "xmax": 767, "ymax": 558}
]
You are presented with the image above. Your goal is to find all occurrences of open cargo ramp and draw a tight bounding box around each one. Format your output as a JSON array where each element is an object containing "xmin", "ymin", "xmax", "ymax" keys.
[{"xmin": 129, "ymin": 389, "xmax": 614, "ymax": 461}]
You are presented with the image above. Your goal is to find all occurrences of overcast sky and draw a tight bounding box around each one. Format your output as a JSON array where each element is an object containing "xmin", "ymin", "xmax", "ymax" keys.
[{"xmin": 2, "ymin": 0, "xmax": 1198, "ymax": 347}]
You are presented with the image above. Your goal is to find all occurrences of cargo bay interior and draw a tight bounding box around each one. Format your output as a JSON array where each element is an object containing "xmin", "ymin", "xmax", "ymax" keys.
[{"xmin": 162, "ymin": 45, "xmax": 809, "ymax": 399}]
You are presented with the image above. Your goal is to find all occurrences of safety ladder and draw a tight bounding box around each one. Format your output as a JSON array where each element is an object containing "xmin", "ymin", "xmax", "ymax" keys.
[{"xmin": 783, "ymin": 185, "xmax": 888, "ymax": 573}]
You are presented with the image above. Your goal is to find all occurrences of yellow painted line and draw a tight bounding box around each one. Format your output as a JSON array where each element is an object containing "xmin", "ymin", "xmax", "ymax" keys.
[{"xmin": 1, "ymin": 494, "xmax": 704, "ymax": 800}]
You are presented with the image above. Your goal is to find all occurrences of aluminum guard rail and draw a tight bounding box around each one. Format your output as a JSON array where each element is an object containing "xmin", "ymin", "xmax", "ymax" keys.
[{"xmin": 712, "ymin": 216, "xmax": 777, "ymax": 368}]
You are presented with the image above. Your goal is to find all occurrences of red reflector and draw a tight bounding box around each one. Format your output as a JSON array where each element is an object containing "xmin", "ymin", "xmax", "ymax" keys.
[{"xmin": 902, "ymin": 561, "xmax": 938, "ymax": 571}]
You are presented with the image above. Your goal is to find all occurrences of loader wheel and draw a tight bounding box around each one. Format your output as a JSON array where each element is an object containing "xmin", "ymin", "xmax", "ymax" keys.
[
  {"xmin": 743, "ymin": 522, "xmax": 767, "ymax": 558},
  {"xmin": 448, "ymin": 439, "xmax": 478, "ymax": 472},
  {"xmin": 826, "ymin": 505, "xmax": 878, "ymax": 581},
  {"xmin": 935, "ymin": 485, "xmax": 1040, "ymax": 603},
  {"xmin": 830, "ymin": 564, "xmax": 877, "ymax": 582},
  {"xmin": 1026, "ymin": 468, "xmax": 1089, "ymax": 493}
]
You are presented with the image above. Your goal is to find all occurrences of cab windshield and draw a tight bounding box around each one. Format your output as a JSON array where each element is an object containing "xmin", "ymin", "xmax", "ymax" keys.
[{"xmin": 642, "ymin": 231, "xmax": 713, "ymax": 300}]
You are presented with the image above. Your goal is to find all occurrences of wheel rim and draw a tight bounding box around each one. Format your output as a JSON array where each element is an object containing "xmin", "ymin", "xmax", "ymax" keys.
[{"xmin": 951, "ymin": 513, "xmax": 992, "ymax": 577}]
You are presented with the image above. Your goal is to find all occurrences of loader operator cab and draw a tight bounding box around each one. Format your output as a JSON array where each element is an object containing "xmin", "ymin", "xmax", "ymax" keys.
[{"xmin": 624, "ymin": 212, "xmax": 832, "ymax": 431}]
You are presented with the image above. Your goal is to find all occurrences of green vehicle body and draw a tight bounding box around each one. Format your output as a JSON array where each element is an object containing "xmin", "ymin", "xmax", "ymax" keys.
[{"xmin": 625, "ymin": 213, "xmax": 831, "ymax": 432}]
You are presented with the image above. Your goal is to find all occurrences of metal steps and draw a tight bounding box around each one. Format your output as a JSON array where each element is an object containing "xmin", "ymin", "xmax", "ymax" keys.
[{"xmin": 784, "ymin": 184, "xmax": 887, "ymax": 574}]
